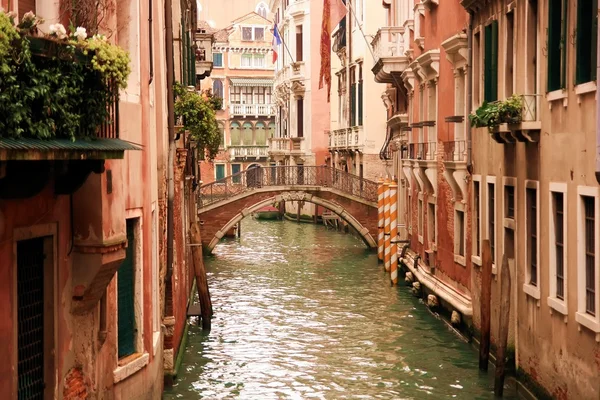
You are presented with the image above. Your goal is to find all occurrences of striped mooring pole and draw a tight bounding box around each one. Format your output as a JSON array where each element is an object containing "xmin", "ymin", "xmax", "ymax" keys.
[
  {"xmin": 383, "ymin": 178, "xmax": 391, "ymax": 272},
  {"xmin": 389, "ymin": 181, "xmax": 398, "ymax": 285},
  {"xmin": 377, "ymin": 178, "xmax": 385, "ymax": 262}
]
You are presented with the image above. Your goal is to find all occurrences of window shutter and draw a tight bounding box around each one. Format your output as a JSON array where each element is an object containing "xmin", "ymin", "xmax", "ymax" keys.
[
  {"xmin": 547, "ymin": 0, "xmax": 561, "ymax": 91},
  {"xmin": 118, "ymin": 221, "xmax": 136, "ymax": 358},
  {"xmin": 484, "ymin": 24, "xmax": 492, "ymax": 101},
  {"xmin": 351, "ymin": 83, "xmax": 357, "ymax": 126},
  {"xmin": 296, "ymin": 30, "xmax": 303, "ymax": 62},
  {"xmin": 593, "ymin": 0, "xmax": 599, "ymax": 81},
  {"xmin": 216, "ymin": 165, "xmax": 225, "ymax": 180},
  {"xmin": 560, "ymin": 0, "xmax": 568, "ymax": 88},
  {"xmin": 297, "ymin": 98, "xmax": 304, "ymax": 137},
  {"xmin": 358, "ymin": 81, "xmax": 363, "ymax": 125},
  {"xmin": 491, "ymin": 20, "xmax": 498, "ymax": 101}
]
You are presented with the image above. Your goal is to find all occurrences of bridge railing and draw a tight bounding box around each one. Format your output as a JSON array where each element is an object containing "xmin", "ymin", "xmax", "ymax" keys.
[{"xmin": 198, "ymin": 166, "xmax": 379, "ymax": 208}]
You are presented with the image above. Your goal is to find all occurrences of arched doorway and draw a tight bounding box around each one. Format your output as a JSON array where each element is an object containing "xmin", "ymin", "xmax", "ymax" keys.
[{"xmin": 246, "ymin": 163, "xmax": 262, "ymax": 188}]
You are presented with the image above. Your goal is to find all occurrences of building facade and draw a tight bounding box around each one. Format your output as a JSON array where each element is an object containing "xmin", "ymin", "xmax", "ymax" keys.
[
  {"xmin": 199, "ymin": 12, "xmax": 276, "ymax": 184},
  {"xmin": 380, "ymin": 0, "xmax": 600, "ymax": 398},
  {"xmin": 462, "ymin": 0, "xmax": 599, "ymax": 397},
  {"xmin": 328, "ymin": 0, "xmax": 389, "ymax": 182}
]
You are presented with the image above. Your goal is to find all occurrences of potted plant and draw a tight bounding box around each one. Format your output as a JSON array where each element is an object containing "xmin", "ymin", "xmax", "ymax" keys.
[{"xmin": 469, "ymin": 95, "xmax": 523, "ymax": 142}]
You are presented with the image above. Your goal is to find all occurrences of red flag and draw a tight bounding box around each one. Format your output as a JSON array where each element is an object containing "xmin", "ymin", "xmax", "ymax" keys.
[{"xmin": 319, "ymin": 0, "xmax": 348, "ymax": 102}]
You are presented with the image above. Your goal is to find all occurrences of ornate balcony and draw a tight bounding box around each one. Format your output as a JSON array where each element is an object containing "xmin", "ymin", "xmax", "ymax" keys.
[
  {"xmin": 229, "ymin": 145, "xmax": 269, "ymax": 160},
  {"xmin": 371, "ymin": 27, "xmax": 409, "ymax": 84},
  {"xmin": 328, "ymin": 127, "xmax": 364, "ymax": 151},
  {"xmin": 229, "ymin": 103, "xmax": 275, "ymax": 117},
  {"xmin": 195, "ymin": 29, "xmax": 214, "ymax": 80},
  {"xmin": 442, "ymin": 139, "xmax": 469, "ymax": 202}
]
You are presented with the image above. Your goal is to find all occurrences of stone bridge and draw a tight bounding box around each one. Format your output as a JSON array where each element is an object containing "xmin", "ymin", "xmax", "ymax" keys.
[{"xmin": 197, "ymin": 166, "xmax": 379, "ymax": 253}]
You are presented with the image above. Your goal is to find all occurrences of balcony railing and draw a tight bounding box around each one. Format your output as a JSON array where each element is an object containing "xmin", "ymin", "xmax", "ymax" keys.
[
  {"xmin": 332, "ymin": 18, "xmax": 347, "ymax": 53},
  {"xmin": 229, "ymin": 103, "xmax": 275, "ymax": 117},
  {"xmin": 520, "ymin": 94, "xmax": 539, "ymax": 122},
  {"xmin": 372, "ymin": 26, "xmax": 406, "ymax": 60},
  {"xmin": 269, "ymin": 137, "xmax": 291, "ymax": 153},
  {"xmin": 407, "ymin": 142, "xmax": 437, "ymax": 161},
  {"xmin": 329, "ymin": 127, "xmax": 363, "ymax": 150},
  {"xmin": 443, "ymin": 140, "xmax": 466, "ymax": 162},
  {"xmin": 229, "ymin": 146, "xmax": 269, "ymax": 159}
]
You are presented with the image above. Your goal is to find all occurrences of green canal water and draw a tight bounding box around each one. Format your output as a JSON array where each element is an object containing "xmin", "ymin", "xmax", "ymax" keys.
[{"xmin": 164, "ymin": 218, "xmax": 517, "ymax": 399}]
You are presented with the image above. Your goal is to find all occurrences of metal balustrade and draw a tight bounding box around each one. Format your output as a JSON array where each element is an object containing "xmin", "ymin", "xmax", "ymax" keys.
[{"xmin": 198, "ymin": 166, "xmax": 379, "ymax": 208}]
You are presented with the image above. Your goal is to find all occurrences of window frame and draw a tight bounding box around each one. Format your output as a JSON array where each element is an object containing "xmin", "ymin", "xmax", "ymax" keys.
[
  {"xmin": 483, "ymin": 20, "xmax": 498, "ymax": 102},
  {"xmin": 548, "ymin": 182, "xmax": 568, "ymax": 317},
  {"xmin": 547, "ymin": 0, "xmax": 568, "ymax": 92},
  {"xmin": 576, "ymin": 186, "xmax": 600, "ymax": 336},
  {"xmin": 472, "ymin": 175, "xmax": 483, "ymax": 266},
  {"xmin": 575, "ymin": 0, "xmax": 598, "ymax": 85},
  {"xmin": 454, "ymin": 203, "xmax": 467, "ymax": 266},
  {"xmin": 215, "ymin": 164, "xmax": 226, "ymax": 181},
  {"xmin": 213, "ymin": 52, "xmax": 223, "ymax": 68},
  {"xmin": 523, "ymin": 180, "xmax": 541, "ymax": 300},
  {"xmin": 418, "ymin": 194, "xmax": 424, "ymax": 244},
  {"xmin": 486, "ymin": 176, "xmax": 497, "ymax": 274}
]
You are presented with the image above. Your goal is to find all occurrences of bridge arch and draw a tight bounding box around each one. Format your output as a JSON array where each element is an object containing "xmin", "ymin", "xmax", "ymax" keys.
[{"xmin": 205, "ymin": 191, "xmax": 377, "ymax": 253}]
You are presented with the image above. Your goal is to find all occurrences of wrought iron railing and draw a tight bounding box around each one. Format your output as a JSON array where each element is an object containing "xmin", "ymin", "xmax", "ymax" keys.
[
  {"xmin": 198, "ymin": 165, "xmax": 379, "ymax": 208},
  {"xmin": 406, "ymin": 142, "xmax": 436, "ymax": 160}
]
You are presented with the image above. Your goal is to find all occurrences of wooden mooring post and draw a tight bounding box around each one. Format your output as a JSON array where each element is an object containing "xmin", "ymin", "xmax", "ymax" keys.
[
  {"xmin": 190, "ymin": 222, "xmax": 213, "ymax": 330},
  {"xmin": 479, "ymin": 239, "xmax": 492, "ymax": 372},
  {"xmin": 494, "ymin": 255, "xmax": 511, "ymax": 396}
]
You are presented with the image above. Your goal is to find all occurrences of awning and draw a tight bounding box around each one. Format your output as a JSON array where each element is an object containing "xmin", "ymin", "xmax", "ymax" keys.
[
  {"xmin": 229, "ymin": 78, "xmax": 274, "ymax": 87},
  {"xmin": 0, "ymin": 138, "xmax": 142, "ymax": 161}
]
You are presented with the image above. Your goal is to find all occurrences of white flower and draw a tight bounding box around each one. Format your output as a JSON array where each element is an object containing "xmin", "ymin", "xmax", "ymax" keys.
[
  {"xmin": 22, "ymin": 11, "xmax": 35, "ymax": 21},
  {"xmin": 92, "ymin": 33, "xmax": 107, "ymax": 42},
  {"xmin": 49, "ymin": 23, "xmax": 67, "ymax": 39},
  {"xmin": 74, "ymin": 26, "xmax": 87, "ymax": 41}
]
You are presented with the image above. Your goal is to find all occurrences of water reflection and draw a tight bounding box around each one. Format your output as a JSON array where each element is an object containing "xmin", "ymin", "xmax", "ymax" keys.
[{"xmin": 164, "ymin": 218, "xmax": 516, "ymax": 399}]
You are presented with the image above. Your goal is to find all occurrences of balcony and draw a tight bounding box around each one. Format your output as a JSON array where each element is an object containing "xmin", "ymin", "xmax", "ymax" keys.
[
  {"xmin": 195, "ymin": 29, "xmax": 214, "ymax": 80},
  {"xmin": 407, "ymin": 142, "xmax": 437, "ymax": 196},
  {"xmin": 371, "ymin": 27, "xmax": 409, "ymax": 84},
  {"xmin": 229, "ymin": 145, "xmax": 269, "ymax": 160},
  {"xmin": 229, "ymin": 103, "xmax": 275, "ymax": 117},
  {"xmin": 328, "ymin": 127, "xmax": 364, "ymax": 151},
  {"xmin": 489, "ymin": 94, "xmax": 542, "ymax": 144}
]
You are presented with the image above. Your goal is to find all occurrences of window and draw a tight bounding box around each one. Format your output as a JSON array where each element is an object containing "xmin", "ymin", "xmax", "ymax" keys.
[
  {"xmin": 455, "ymin": 209, "xmax": 466, "ymax": 258},
  {"xmin": 547, "ymin": 0, "xmax": 568, "ymax": 91},
  {"xmin": 218, "ymin": 124, "xmax": 225, "ymax": 148},
  {"xmin": 256, "ymin": 87, "xmax": 266, "ymax": 104},
  {"xmin": 255, "ymin": 122, "xmax": 267, "ymax": 145},
  {"xmin": 242, "ymin": 122, "xmax": 253, "ymax": 145},
  {"xmin": 487, "ymin": 180, "xmax": 496, "ymax": 264},
  {"xmin": 576, "ymin": 0, "xmax": 598, "ymax": 84},
  {"xmin": 505, "ymin": 184, "xmax": 515, "ymax": 219},
  {"xmin": 256, "ymin": 2, "xmax": 269, "ymax": 18},
  {"xmin": 212, "ymin": 80, "xmax": 224, "ymax": 101},
  {"xmin": 230, "ymin": 86, "xmax": 242, "ymax": 104},
  {"xmin": 584, "ymin": 195, "xmax": 596, "ymax": 316},
  {"xmin": 297, "ymin": 97, "xmax": 304, "ymax": 138},
  {"xmin": 526, "ymin": 185, "xmax": 539, "ymax": 288},
  {"xmin": 505, "ymin": 11, "xmax": 514, "ymax": 97},
  {"xmin": 473, "ymin": 178, "xmax": 482, "ymax": 259},
  {"xmin": 215, "ymin": 164, "xmax": 226, "ymax": 180},
  {"xmin": 358, "ymin": 64, "xmax": 363, "ymax": 126},
  {"xmin": 118, "ymin": 219, "xmax": 138, "ymax": 359},
  {"xmin": 473, "ymin": 31, "xmax": 481, "ymax": 105},
  {"xmin": 577, "ymin": 187, "xmax": 600, "ymax": 333},
  {"xmin": 418, "ymin": 198, "xmax": 424, "ymax": 240},
  {"xmin": 254, "ymin": 54, "xmax": 265, "ymax": 68},
  {"xmin": 350, "ymin": 66, "xmax": 357, "ymax": 126},
  {"xmin": 213, "ymin": 52, "xmax": 223, "ymax": 67},
  {"xmin": 242, "ymin": 26, "xmax": 265, "ymax": 41},
  {"xmin": 241, "ymin": 53, "xmax": 252, "ymax": 67},
  {"xmin": 484, "ymin": 21, "xmax": 498, "ymax": 102},
  {"xmin": 19, "ymin": 0, "xmax": 36, "ymax": 19},
  {"xmin": 232, "ymin": 164, "xmax": 241, "ymax": 183},
  {"xmin": 296, "ymin": 25, "xmax": 303, "ymax": 62},
  {"xmin": 428, "ymin": 202, "xmax": 436, "ymax": 247},
  {"xmin": 230, "ymin": 122, "xmax": 241, "ymax": 145},
  {"xmin": 242, "ymin": 27, "xmax": 253, "ymax": 41},
  {"xmin": 549, "ymin": 184, "xmax": 567, "ymax": 314},
  {"xmin": 243, "ymin": 87, "xmax": 253, "ymax": 104}
]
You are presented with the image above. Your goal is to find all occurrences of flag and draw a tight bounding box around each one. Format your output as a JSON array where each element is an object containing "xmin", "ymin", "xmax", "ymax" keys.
[
  {"xmin": 272, "ymin": 24, "xmax": 282, "ymax": 64},
  {"xmin": 319, "ymin": 0, "xmax": 348, "ymax": 102}
]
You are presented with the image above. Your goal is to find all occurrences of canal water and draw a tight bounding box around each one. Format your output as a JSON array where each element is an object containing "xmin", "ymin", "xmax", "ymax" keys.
[{"xmin": 164, "ymin": 218, "xmax": 517, "ymax": 399}]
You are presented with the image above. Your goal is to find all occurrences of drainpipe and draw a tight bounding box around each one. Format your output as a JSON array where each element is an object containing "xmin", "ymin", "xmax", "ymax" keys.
[
  {"xmin": 165, "ymin": 0, "xmax": 176, "ymax": 312},
  {"xmin": 466, "ymin": 11, "xmax": 473, "ymax": 174},
  {"xmin": 596, "ymin": 1, "xmax": 600, "ymax": 184}
]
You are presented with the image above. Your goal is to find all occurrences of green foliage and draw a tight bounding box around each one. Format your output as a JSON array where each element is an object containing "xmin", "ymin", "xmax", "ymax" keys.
[
  {"xmin": 174, "ymin": 82, "xmax": 221, "ymax": 160},
  {"xmin": 468, "ymin": 95, "xmax": 524, "ymax": 133},
  {"xmin": 0, "ymin": 11, "xmax": 130, "ymax": 140}
]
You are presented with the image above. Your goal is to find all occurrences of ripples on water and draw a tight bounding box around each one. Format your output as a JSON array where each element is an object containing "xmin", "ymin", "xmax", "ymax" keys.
[{"xmin": 163, "ymin": 219, "xmax": 516, "ymax": 400}]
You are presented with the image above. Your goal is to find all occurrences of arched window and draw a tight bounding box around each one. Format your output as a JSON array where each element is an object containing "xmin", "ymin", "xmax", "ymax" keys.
[
  {"xmin": 218, "ymin": 122, "xmax": 225, "ymax": 147},
  {"xmin": 212, "ymin": 79, "xmax": 223, "ymax": 100},
  {"xmin": 255, "ymin": 122, "xmax": 266, "ymax": 145},
  {"xmin": 267, "ymin": 122, "xmax": 276, "ymax": 138},
  {"xmin": 230, "ymin": 122, "xmax": 241, "ymax": 145},
  {"xmin": 256, "ymin": 2, "xmax": 268, "ymax": 18},
  {"xmin": 242, "ymin": 122, "xmax": 254, "ymax": 145}
]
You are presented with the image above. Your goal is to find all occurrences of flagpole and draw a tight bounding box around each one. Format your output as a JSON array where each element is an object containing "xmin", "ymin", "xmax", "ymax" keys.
[{"xmin": 275, "ymin": 24, "xmax": 296, "ymax": 64}]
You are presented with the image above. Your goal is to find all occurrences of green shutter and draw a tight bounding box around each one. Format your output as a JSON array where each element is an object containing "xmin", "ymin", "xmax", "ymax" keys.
[
  {"xmin": 593, "ymin": 0, "xmax": 598, "ymax": 80},
  {"xmin": 484, "ymin": 25, "xmax": 492, "ymax": 101},
  {"xmin": 548, "ymin": 0, "xmax": 561, "ymax": 90},
  {"xmin": 230, "ymin": 127, "xmax": 241, "ymax": 145},
  {"xmin": 351, "ymin": 83, "xmax": 357, "ymax": 126},
  {"xmin": 561, "ymin": 0, "xmax": 568, "ymax": 88},
  {"xmin": 216, "ymin": 164, "xmax": 225, "ymax": 180},
  {"xmin": 491, "ymin": 20, "xmax": 498, "ymax": 101},
  {"xmin": 358, "ymin": 81, "xmax": 363, "ymax": 126},
  {"xmin": 577, "ymin": 0, "xmax": 598, "ymax": 83},
  {"xmin": 118, "ymin": 220, "xmax": 136, "ymax": 358}
]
